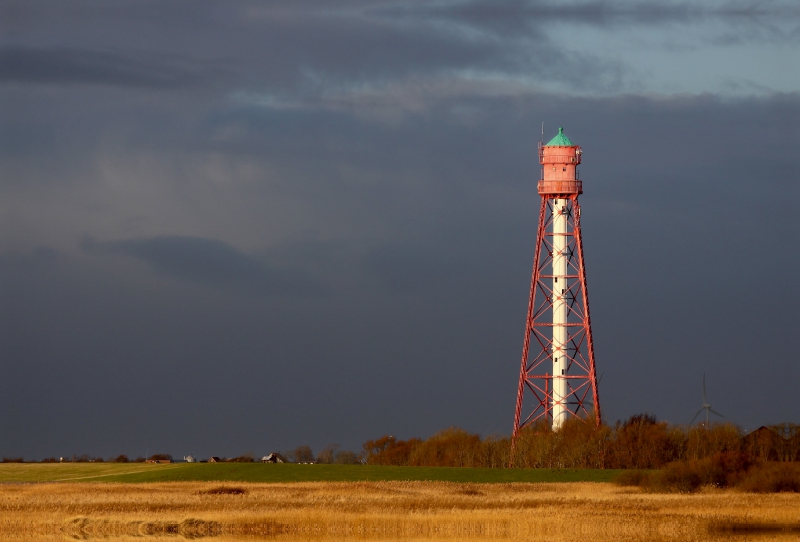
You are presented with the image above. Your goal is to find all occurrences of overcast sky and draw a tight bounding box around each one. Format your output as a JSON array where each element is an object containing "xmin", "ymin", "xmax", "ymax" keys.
[{"xmin": 1, "ymin": 0, "xmax": 798, "ymax": 460}]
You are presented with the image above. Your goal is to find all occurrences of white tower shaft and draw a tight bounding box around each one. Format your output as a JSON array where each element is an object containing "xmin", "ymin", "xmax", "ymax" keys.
[{"xmin": 552, "ymin": 198, "xmax": 568, "ymax": 428}]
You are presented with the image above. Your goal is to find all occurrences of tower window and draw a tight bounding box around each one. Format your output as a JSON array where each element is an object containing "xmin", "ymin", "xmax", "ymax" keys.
[
  {"xmin": 562, "ymin": 369, "xmax": 565, "ymax": 375},
  {"xmin": 562, "ymin": 167, "xmax": 566, "ymax": 172}
]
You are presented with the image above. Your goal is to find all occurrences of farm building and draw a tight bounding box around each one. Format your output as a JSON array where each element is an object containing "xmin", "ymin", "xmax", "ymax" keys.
[
  {"xmin": 741, "ymin": 424, "xmax": 800, "ymax": 461},
  {"xmin": 741, "ymin": 426, "xmax": 783, "ymax": 461},
  {"xmin": 262, "ymin": 453, "xmax": 287, "ymax": 463},
  {"xmin": 789, "ymin": 431, "xmax": 800, "ymax": 461},
  {"xmin": 208, "ymin": 457, "xmax": 222, "ymax": 463}
]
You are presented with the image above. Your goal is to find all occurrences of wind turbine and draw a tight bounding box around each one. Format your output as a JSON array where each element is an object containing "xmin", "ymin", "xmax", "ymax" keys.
[{"xmin": 690, "ymin": 373, "xmax": 725, "ymax": 427}]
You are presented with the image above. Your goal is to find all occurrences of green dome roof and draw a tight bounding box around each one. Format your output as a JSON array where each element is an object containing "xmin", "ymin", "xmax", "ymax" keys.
[{"xmin": 544, "ymin": 127, "xmax": 575, "ymax": 147}]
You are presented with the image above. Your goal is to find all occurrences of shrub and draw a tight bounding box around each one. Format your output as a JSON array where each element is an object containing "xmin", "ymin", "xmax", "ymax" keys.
[
  {"xmin": 556, "ymin": 416, "xmax": 612, "ymax": 468},
  {"xmin": 2, "ymin": 457, "xmax": 24, "ymax": 463},
  {"xmin": 702, "ymin": 451, "xmax": 754, "ymax": 488},
  {"xmin": 408, "ymin": 427, "xmax": 481, "ymax": 467},
  {"xmin": 111, "ymin": 454, "xmax": 129, "ymax": 463},
  {"xmin": 198, "ymin": 486, "xmax": 247, "ymax": 495},
  {"xmin": 685, "ymin": 423, "xmax": 742, "ymax": 461},
  {"xmin": 148, "ymin": 454, "xmax": 172, "ymax": 461},
  {"xmin": 360, "ymin": 419, "xmax": 791, "ymax": 470},
  {"xmin": 737, "ymin": 463, "xmax": 800, "ymax": 493},
  {"xmin": 654, "ymin": 460, "xmax": 704, "ymax": 492},
  {"xmin": 624, "ymin": 452, "xmax": 754, "ymax": 493},
  {"xmin": 609, "ymin": 413, "xmax": 681, "ymax": 469},
  {"xmin": 363, "ymin": 435, "xmax": 422, "ymax": 466},
  {"xmin": 229, "ymin": 454, "xmax": 254, "ymax": 463},
  {"xmin": 511, "ymin": 420, "xmax": 555, "ymax": 468},
  {"xmin": 614, "ymin": 470, "xmax": 651, "ymax": 487},
  {"xmin": 479, "ymin": 435, "xmax": 511, "ymax": 468},
  {"xmin": 511, "ymin": 417, "xmax": 611, "ymax": 469}
]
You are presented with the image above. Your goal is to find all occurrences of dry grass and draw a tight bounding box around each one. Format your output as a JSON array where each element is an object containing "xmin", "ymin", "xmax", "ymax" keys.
[{"xmin": 1, "ymin": 481, "xmax": 799, "ymax": 541}]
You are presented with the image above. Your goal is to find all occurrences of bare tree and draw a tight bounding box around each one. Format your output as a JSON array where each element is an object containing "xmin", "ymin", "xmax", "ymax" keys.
[
  {"xmin": 316, "ymin": 443, "xmax": 340, "ymax": 464},
  {"xmin": 292, "ymin": 445, "xmax": 314, "ymax": 463},
  {"xmin": 334, "ymin": 450, "xmax": 359, "ymax": 464}
]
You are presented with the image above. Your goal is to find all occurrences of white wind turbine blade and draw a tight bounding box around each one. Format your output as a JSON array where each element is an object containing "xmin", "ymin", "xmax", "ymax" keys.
[
  {"xmin": 702, "ymin": 373, "xmax": 707, "ymax": 404},
  {"xmin": 690, "ymin": 408, "xmax": 704, "ymax": 426},
  {"xmin": 709, "ymin": 408, "xmax": 725, "ymax": 418}
]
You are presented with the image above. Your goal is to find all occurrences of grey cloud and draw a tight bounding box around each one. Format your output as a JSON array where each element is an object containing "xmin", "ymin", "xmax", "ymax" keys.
[
  {"xmin": 256, "ymin": 0, "xmax": 791, "ymax": 96},
  {"xmin": 0, "ymin": 3, "xmax": 648, "ymax": 96},
  {"xmin": 3, "ymin": 0, "xmax": 791, "ymax": 103},
  {"xmin": 228, "ymin": 0, "xmax": 797, "ymax": 102},
  {"xmin": 371, "ymin": 0, "xmax": 799, "ymax": 33},
  {"xmin": 81, "ymin": 235, "xmax": 322, "ymax": 296},
  {"xmin": 0, "ymin": 47, "xmax": 203, "ymax": 88}
]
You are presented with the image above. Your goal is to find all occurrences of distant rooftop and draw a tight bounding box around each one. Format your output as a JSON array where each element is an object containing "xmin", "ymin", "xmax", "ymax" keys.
[{"xmin": 544, "ymin": 127, "xmax": 575, "ymax": 147}]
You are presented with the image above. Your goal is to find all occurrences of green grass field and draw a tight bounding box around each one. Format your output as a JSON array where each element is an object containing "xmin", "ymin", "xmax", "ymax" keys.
[{"xmin": 0, "ymin": 463, "xmax": 625, "ymax": 484}]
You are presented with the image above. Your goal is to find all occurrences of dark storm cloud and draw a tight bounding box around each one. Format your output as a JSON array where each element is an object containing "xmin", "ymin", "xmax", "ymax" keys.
[
  {"xmin": 0, "ymin": 47, "xmax": 203, "ymax": 88},
  {"xmin": 1, "ymin": 0, "xmax": 798, "ymax": 461},
  {"xmin": 81, "ymin": 236, "xmax": 322, "ymax": 296},
  {"xmin": 3, "ymin": 89, "xmax": 799, "ymax": 459},
  {"xmin": 364, "ymin": 242, "xmax": 468, "ymax": 293}
]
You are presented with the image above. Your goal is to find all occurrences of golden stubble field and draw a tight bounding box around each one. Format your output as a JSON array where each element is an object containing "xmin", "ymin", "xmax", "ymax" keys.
[{"xmin": 0, "ymin": 481, "xmax": 798, "ymax": 541}]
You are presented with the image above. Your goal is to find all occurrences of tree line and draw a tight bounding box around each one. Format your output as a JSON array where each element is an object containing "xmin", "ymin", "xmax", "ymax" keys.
[
  {"xmin": 6, "ymin": 415, "xmax": 798, "ymax": 467},
  {"xmin": 362, "ymin": 415, "xmax": 800, "ymax": 469},
  {"xmin": 2, "ymin": 448, "xmax": 362, "ymax": 464}
]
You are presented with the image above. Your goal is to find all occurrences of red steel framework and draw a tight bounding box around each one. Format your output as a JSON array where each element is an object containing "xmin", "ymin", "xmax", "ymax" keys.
[{"xmin": 511, "ymin": 133, "xmax": 601, "ymax": 460}]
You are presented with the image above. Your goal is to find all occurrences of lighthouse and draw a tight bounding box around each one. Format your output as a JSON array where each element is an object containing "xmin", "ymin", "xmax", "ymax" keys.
[{"xmin": 511, "ymin": 127, "xmax": 601, "ymax": 445}]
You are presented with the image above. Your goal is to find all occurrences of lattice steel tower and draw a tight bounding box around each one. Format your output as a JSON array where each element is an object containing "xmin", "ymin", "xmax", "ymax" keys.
[{"xmin": 512, "ymin": 127, "xmax": 601, "ymax": 443}]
